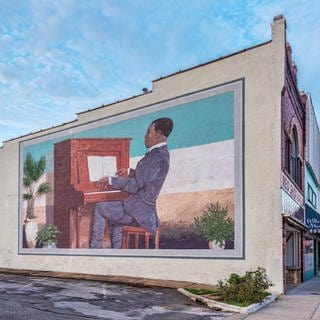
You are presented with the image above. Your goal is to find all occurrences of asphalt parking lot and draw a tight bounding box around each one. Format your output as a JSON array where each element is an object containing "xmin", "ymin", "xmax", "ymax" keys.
[{"xmin": 0, "ymin": 273, "xmax": 233, "ymax": 319}]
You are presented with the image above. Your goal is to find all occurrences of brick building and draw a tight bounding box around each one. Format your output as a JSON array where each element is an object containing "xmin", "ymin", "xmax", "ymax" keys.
[{"xmin": 281, "ymin": 43, "xmax": 306, "ymax": 287}]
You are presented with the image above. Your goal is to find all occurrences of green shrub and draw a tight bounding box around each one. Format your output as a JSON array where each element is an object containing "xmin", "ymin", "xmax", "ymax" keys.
[{"xmin": 218, "ymin": 267, "xmax": 273, "ymax": 306}]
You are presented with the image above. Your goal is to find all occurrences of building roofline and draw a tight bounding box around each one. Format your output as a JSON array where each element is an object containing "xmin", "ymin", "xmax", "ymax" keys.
[
  {"xmin": 77, "ymin": 90, "xmax": 152, "ymax": 116},
  {"xmin": 2, "ymin": 119, "xmax": 78, "ymax": 144},
  {"xmin": 2, "ymin": 39, "xmax": 272, "ymax": 144},
  {"xmin": 77, "ymin": 40, "xmax": 271, "ymax": 116},
  {"xmin": 153, "ymin": 40, "xmax": 271, "ymax": 82}
]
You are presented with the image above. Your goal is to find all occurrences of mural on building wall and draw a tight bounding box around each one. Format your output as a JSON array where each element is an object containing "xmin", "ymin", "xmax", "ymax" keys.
[{"xmin": 19, "ymin": 80, "xmax": 244, "ymax": 257}]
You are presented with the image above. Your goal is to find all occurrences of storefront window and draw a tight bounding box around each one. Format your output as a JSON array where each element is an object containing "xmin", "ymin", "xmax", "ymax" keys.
[
  {"xmin": 304, "ymin": 238, "xmax": 313, "ymax": 254},
  {"xmin": 304, "ymin": 237, "xmax": 314, "ymax": 279},
  {"xmin": 286, "ymin": 230, "xmax": 301, "ymax": 268}
]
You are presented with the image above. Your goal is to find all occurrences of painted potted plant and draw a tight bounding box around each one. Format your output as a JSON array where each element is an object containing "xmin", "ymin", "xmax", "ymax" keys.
[
  {"xmin": 23, "ymin": 152, "xmax": 51, "ymax": 220},
  {"xmin": 193, "ymin": 202, "xmax": 234, "ymax": 249},
  {"xmin": 23, "ymin": 152, "xmax": 51, "ymax": 248},
  {"xmin": 36, "ymin": 224, "xmax": 61, "ymax": 248}
]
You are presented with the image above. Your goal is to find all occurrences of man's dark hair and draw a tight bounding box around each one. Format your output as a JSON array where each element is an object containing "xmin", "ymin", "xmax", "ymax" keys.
[{"xmin": 152, "ymin": 117, "xmax": 173, "ymax": 137}]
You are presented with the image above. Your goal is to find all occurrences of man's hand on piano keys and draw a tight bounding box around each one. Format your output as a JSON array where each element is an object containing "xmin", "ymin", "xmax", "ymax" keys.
[
  {"xmin": 116, "ymin": 168, "xmax": 128, "ymax": 177},
  {"xmin": 96, "ymin": 176, "xmax": 109, "ymax": 190}
]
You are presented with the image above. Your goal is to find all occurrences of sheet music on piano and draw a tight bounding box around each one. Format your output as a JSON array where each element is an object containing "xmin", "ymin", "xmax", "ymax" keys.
[{"xmin": 87, "ymin": 156, "xmax": 117, "ymax": 181}]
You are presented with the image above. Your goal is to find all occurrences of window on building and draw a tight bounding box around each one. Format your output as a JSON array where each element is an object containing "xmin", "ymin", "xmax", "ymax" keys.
[
  {"xmin": 290, "ymin": 127, "xmax": 302, "ymax": 188},
  {"xmin": 285, "ymin": 136, "xmax": 291, "ymax": 173},
  {"xmin": 307, "ymin": 183, "xmax": 317, "ymax": 209},
  {"xmin": 297, "ymin": 158, "xmax": 302, "ymax": 187},
  {"xmin": 304, "ymin": 238, "xmax": 313, "ymax": 254},
  {"xmin": 286, "ymin": 230, "xmax": 301, "ymax": 268}
]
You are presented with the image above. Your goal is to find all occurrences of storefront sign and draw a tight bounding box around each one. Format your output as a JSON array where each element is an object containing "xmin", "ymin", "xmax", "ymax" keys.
[
  {"xmin": 281, "ymin": 189, "xmax": 304, "ymax": 223},
  {"xmin": 281, "ymin": 173, "xmax": 304, "ymax": 206},
  {"xmin": 306, "ymin": 204, "xmax": 320, "ymax": 233}
]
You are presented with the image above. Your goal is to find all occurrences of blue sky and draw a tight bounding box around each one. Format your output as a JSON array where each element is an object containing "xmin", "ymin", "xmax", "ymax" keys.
[{"xmin": 1, "ymin": 0, "xmax": 319, "ymax": 145}]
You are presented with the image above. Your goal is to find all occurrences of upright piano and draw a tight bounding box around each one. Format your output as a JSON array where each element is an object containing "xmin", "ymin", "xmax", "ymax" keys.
[{"xmin": 54, "ymin": 138, "xmax": 131, "ymax": 248}]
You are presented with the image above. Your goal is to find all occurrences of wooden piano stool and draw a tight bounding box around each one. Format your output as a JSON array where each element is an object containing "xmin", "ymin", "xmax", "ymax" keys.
[{"xmin": 122, "ymin": 226, "xmax": 160, "ymax": 249}]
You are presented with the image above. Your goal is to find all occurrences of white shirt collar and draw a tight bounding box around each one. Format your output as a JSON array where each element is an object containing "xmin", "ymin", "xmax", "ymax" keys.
[{"xmin": 149, "ymin": 142, "xmax": 167, "ymax": 152}]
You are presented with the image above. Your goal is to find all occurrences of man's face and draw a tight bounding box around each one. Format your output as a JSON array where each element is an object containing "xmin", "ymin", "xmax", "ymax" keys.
[{"xmin": 144, "ymin": 123, "xmax": 159, "ymax": 148}]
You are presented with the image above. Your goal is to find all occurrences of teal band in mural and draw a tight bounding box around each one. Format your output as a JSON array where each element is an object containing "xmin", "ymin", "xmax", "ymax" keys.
[{"xmin": 24, "ymin": 91, "xmax": 234, "ymax": 172}]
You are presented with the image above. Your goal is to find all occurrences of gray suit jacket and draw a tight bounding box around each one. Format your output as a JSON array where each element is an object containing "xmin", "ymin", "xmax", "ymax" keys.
[{"xmin": 110, "ymin": 146, "xmax": 170, "ymax": 233}]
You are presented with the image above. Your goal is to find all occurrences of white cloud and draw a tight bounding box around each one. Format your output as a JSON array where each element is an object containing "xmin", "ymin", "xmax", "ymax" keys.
[
  {"xmin": 0, "ymin": 0, "xmax": 320, "ymax": 143},
  {"xmin": 0, "ymin": 118, "xmax": 33, "ymax": 129}
]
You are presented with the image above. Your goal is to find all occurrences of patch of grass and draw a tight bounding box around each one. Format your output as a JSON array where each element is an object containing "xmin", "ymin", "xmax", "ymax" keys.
[
  {"xmin": 185, "ymin": 288, "xmax": 221, "ymax": 296},
  {"xmin": 184, "ymin": 268, "xmax": 273, "ymax": 308},
  {"xmin": 224, "ymin": 291, "xmax": 270, "ymax": 307},
  {"xmin": 222, "ymin": 300, "xmax": 251, "ymax": 307}
]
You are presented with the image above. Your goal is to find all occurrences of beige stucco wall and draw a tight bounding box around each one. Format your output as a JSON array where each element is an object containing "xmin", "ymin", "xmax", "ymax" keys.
[{"xmin": 0, "ymin": 17, "xmax": 286, "ymax": 292}]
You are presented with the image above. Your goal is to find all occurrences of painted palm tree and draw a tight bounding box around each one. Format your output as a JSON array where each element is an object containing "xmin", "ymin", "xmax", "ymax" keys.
[{"xmin": 23, "ymin": 152, "xmax": 51, "ymax": 220}]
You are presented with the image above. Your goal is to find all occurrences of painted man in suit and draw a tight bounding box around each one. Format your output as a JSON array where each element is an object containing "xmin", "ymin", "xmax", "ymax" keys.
[{"xmin": 90, "ymin": 117, "xmax": 173, "ymax": 249}]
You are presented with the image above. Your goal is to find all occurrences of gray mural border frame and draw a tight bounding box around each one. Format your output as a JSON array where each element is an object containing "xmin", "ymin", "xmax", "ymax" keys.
[{"xmin": 18, "ymin": 77, "xmax": 245, "ymax": 259}]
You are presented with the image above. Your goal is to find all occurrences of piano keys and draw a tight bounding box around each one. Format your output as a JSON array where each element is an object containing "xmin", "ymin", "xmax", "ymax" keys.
[{"xmin": 53, "ymin": 138, "xmax": 131, "ymax": 248}]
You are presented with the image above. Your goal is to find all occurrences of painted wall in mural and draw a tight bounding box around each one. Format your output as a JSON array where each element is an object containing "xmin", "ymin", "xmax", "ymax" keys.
[{"xmin": 19, "ymin": 80, "xmax": 244, "ymax": 257}]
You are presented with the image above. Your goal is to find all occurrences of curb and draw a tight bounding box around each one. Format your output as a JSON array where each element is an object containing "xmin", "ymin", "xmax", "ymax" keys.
[
  {"xmin": 177, "ymin": 288, "xmax": 278, "ymax": 314},
  {"xmin": 0, "ymin": 268, "xmax": 194, "ymax": 289}
]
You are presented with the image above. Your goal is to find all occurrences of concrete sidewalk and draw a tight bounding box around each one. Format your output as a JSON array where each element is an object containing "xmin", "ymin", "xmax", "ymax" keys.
[{"xmin": 229, "ymin": 276, "xmax": 320, "ymax": 320}]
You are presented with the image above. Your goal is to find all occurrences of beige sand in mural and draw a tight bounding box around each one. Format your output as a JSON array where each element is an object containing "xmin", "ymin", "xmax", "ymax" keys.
[{"xmin": 157, "ymin": 188, "xmax": 234, "ymax": 226}]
